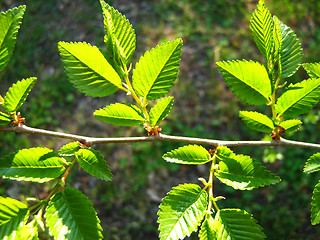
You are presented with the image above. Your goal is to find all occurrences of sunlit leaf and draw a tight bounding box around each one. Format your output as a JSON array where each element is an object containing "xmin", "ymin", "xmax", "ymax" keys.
[
  {"xmin": 199, "ymin": 215, "xmax": 219, "ymax": 240},
  {"xmin": 304, "ymin": 153, "xmax": 320, "ymax": 174},
  {"xmin": 303, "ymin": 63, "xmax": 320, "ymax": 79},
  {"xmin": 150, "ymin": 97, "xmax": 174, "ymax": 126},
  {"xmin": 0, "ymin": 111, "xmax": 11, "ymax": 125},
  {"xmin": 279, "ymin": 119, "xmax": 302, "ymax": 134},
  {"xmin": 239, "ymin": 111, "xmax": 274, "ymax": 133},
  {"xmin": 311, "ymin": 181, "xmax": 320, "ymax": 225},
  {"xmin": 58, "ymin": 142, "xmax": 81, "ymax": 156},
  {"xmin": 158, "ymin": 184, "xmax": 207, "ymax": 240}
]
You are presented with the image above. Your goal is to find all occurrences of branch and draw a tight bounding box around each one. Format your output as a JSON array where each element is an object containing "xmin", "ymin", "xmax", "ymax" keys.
[{"xmin": 1, "ymin": 125, "xmax": 320, "ymax": 150}]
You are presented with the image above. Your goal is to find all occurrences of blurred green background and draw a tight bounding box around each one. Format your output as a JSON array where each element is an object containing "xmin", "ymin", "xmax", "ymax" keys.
[{"xmin": 1, "ymin": 0, "xmax": 320, "ymax": 239}]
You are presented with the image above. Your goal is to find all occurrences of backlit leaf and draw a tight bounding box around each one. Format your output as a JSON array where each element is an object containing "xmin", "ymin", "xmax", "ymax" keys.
[
  {"xmin": 163, "ymin": 145, "xmax": 211, "ymax": 165},
  {"xmin": 275, "ymin": 78, "xmax": 320, "ymax": 118},
  {"xmin": 239, "ymin": 111, "xmax": 274, "ymax": 133},
  {"xmin": 216, "ymin": 60, "xmax": 272, "ymax": 105},
  {"xmin": 0, "ymin": 111, "xmax": 11, "ymax": 125},
  {"xmin": 0, "ymin": 148, "xmax": 67, "ymax": 183},
  {"xmin": 0, "ymin": 5, "xmax": 26, "ymax": 72},
  {"xmin": 279, "ymin": 119, "xmax": 302, "ymax": 134},
  {"xmin": 58, "ymin": 142, "xmax": 81, "ymax": 156},
  {"xmin": 133, "ymin": 39, "xmax": 182, "ymax": 100},
  {"xmin": 4, "ymin": 77, "xmax": 37, "ymax": 113},
  {"xmin": 45, "ymin": 188, "xmax": 103, "ymax": 240},
  {"xmin": 158, "ymin": 184, "xmax": 207, "ymax": 240},
  {"xmin": 311, "ymin": 181, "xmax": 320, "ymax": 225},
  {"xmin": 94, "ymin": 103, "xmax": 145, "ymax": 126},
  {"xmin": 150, "ymin": 97, "xmax": 174, "ymax": 126},
  {"xmin": 58, "ymin": 41, "xmax": 121, "ymax": 97},
  {"xmin": 304, "ymin": 153, "xmax": 320, "ymax": 174},
  {"xmin": 303, "ymin": 62, "xmax": 320, "ymax": 79},
  {"xmin": 199, "ymin": 215, "xmax": 219, "ymax": 240}
]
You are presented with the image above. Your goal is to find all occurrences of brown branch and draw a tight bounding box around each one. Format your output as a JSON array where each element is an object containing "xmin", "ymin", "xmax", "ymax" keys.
[{"xmin": 1, "ymin": 125, "xmax": 320, "ymax": 150}]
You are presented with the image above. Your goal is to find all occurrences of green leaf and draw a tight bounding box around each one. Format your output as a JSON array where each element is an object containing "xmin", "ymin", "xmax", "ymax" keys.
[
  {"xmin": 216, "ymin": 146, "xmax": 235, "ymax": 159},
  {"xmin": 133, "ymin": 39, "xmax": 183, "ymax": 100},
  {"xmin": 0, "ymin": 197, "xmax": 29, "ymax": 240},
  {"xmin": 250, "ymin": 0, "xmax": 274, "ymax": 63},
  {"xmin": 0, "ymin": 111, "xmax": 11, "ymax": 125},
  {"xmin": 75, "ymin": 148, "xmax": 112, "ymax": 181},
  {"xmin": 311, "ymin": 181, "xmax": 320, "ymax": 225},
  {"xmin": 100, "ymin": 0, "xmax": 135, "ymax": 64},
  {"xmin": 279, "ymin": 20, "xmax": 303, "ymax": 78},
  {"xmin": 163, "ymin": 145, "xmax": 211, "ymax": 165},
  {"xmin": 17, "ymin": 220, "xmax": 39, "ymax": 240},
  {"xmin": 150, "ymin": 97, "xmax": 174, "ymax": 126},
  {"xmin": 199, "ymin": 215, "xmax": 218, "ymax": 240},
  {"xmin": 157, "ymin": 184, "xmax": 207, "ymax": 240},
  {"xmin": 215, "ymin": 152, "xmax": 280, "ymax": 190},
  {"xmin": 273, "ymin": 16, "xmax": 282, "ymax": 77},
  {"xmin": 4, "ymin": 77, "xmax": 37, "ymax": 113},
  {"xmin": 0, "ymin": 147, "xmax": 67, "ymax": 183},
  {"xmin": 58, "ymin": 41, "xmax": 121, "ymax": 97},
  {"xmin": 58, "ymin": 142, "xmax": 81, "ymax": 156},
  {"xmin": 94, "ymin": 103, "xmax": 145, "ymax": 126},
  {"xmin": 304, "ymin": 153, "xmax": 320, "ymax": 174},
  {"xmin": 215, "ymin": 209, "xmax": 266, "ymax": 239},
  {"xmin": 279, "ymin": 119, "xmax": 302, "ymax": 134},
  {"xmin": 216, "ymin": 60, "xmax": 271, "ymax": 105},
  {"xmin": 239, "ymin": 111, "xmax": 274, "ymax": 133},
  {"xmin": 0, "ymin": 5, "xmax": 26, "ymax": 72},
  {"xmin": 275, "ymin": 78, "xmax": 320, "ymax": 118},
  {"xmin": 303, "ymin": 63, "xmax": 320, "ymax": 78},
  {"xmin": 45, "ymin": 188, "xmax": 103, "ymax": 240}
]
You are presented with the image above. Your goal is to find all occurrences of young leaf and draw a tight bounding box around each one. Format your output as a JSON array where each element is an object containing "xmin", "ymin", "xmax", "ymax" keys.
[
  {"xmin": 4, "ymin": 77, "xmax": 37, "ymax": 113},
  {"xmin": 94, "ymin": 103, "xmax": 145, "ymax": 126},
  {"xmin": 0, "ymin": 5, "xmax": 26, "ymax": 72},
  {"xmin": 0, "ymin": 111, "xmax": 11, "ymax": 125},
  {"xmin": 304, "ymin": 153, "xmax": 320, "ymax": 174},
  {"xmin": 215, "ymin": 153, "xmax": 280, "ymax": 190},
  {"xmin": 163, "ymin": 145, "xmax": 211, "ymax": 165},
  {"xmin": 278, "ymin": 19, "xmax": 303, "ymax": 78},
  {"xmin": 250, "ymin": 0, "xmax": 274, "ymax": 63},
  {"xmin": 273, "ymin": 16, "xmax": 282, "ymax": 76},
  {"xmin": 100, "ymin": 0, "xmax": 136, "ymax": 64},
  {"xmin": 58, "ymin": 41, "xmax": 122, "ymax": 97},
  {"xmin": 279, "ymin": 119, "xmax": 302, "ymax": 134},
  {"xmin": 58, "ymin": 142, "xmax": 81, "ymax": 156},
  {"xmin": 311, "ymin": 181, "xmax": 320, "ymax": 225},
  {"xmin": 17, "ymin": 220, "xmax": 39, "ymax": 240},
  {"xmin": 239, "ymin": 111, "xmax": 274, "ymax": 133},
  {"xmin": 215, "ymin": 209, "xmax": 266, "ymax": 239},
  {"xmin": 133, "ymin": 39, "xmax": 183, "ymax": 100},
  {"xmin": 75, "ymin": 148, "xmax": 112, "ymax": 181},
  {"xmin": 303, "ymin": 62, "xmax": 320, "ymax": 79},
  {"xmin": 275, "ymin": 78, "xmax": 320, "ymax": 118},
  {"xmin": 150, "ymin": 97, "xmax": 174, "ymax": 126},
  {"xmin": 216, "ymin": 146, "xmax": 235, "ymax": 159},
  {"xmin": 45, "ymin": 188, "xmax": 103, "ymax": 240},
  {"xmin": 157, "ymin": 184, "xmax": 207, "ymax": 240},
  {"xmin": 216, "ymin": 60, "xmax": 272, "ymax": 105},
  {"xmin": 199, "ymin": 215, "xmax": 219, "ymax": 240},
  {"xmin": 0, "ymin": 147, "xmax": 67, "ymax": 183},
  {"xmin": 0, "ymin": 197, "xmax": 29, "ymax": 240}
]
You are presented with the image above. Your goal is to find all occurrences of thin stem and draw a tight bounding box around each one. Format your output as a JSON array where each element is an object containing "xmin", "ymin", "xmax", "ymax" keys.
[{"xmin": 2, "ymin": 125, "xmax": 320, "ymax": 150}]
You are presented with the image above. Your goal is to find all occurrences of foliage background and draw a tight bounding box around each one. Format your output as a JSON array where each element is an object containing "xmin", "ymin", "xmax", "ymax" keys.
[{"xmin": 1, "ymin": 0, "xmax": 320, "ymax": 239}]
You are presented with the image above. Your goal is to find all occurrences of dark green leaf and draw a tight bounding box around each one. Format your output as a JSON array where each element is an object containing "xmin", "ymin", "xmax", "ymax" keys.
[
  {"xmin": 45, "ymin": 188, "xmax": 103, "ymax": 240},
  {"xmin": 312, "ymin": 181, "xmax": 320, "ymax": 225},
  {"xmin": 158, "ymin": 184, "xmax": 207, "ymax": 240},
  {"xmin": 149, "ymin": 97, "xmax": 174, "ymax": 126},
  {"xmin": 304, "ymin": 153, "xmax": 320, "ymax": 174}
]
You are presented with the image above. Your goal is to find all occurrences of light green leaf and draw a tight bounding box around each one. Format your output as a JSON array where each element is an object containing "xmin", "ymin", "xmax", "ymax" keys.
[
  {"xmin": 133, "ymin": 39, "xmax": 183, "ymax": 100},
  {"xmin": 279, "ymin": 119, "xmax": 302, "ymax": 134},
  {"xmin": 0, "ymin": 197, "xmax": 29, "ymax": 240},
  {"xmin": 275, "ymin": 78, "xmax": 320, "ymax": 117},
  {"xmin": 158, "ymin": 184, "xmax": 207, "ymax": 240},
  {"xmin": 273, "ymin": 16, "xmax": 282, "ymax": 77},
  {"xmin": 199, "ymin": 215, "xmax": 219, "ymax": 240},
  {"xmin": 4, "ymin": 77, "xmax": 37, "ymax": 113},
  {"xmin": 239, "ymin": 111, "xmax": 274, "ymax": 133},
  {"xmin": 215, "ymin": 209, "xmax": 266, "ymax": 239},
  {"xmin": 304, "ymin": 153, "xmax": 320, "ymax": 174},
  {"xmin": 58, "ymin": 142, "xmax": 81, "ymax": 156},
  {"xmin": 216, "ymin": 146, "xmax": 235, "ymax": 159},
  {"xmin": 303, "ymin": 62, "xmax": 320, "ymax": 79},
  {"xmin": 216, "ymin": 60, "xmax": 272, "ymax": 105},
  {"xmin": 58, "ymin": 41, "xmax": 121, "ymax": 97},
  {"xmin": 94, "ymin": 103, "xmax": 145, "ymax": 126},
  {"xmin": 311, "ymin": 181, "xmax": 320, "ymax": 225},
  {"xmin": 16, "ymin": 220, "xmax": 39, "ymax": 240},
  {"xmin": 279, "ymin": 20, "xmax": 303, "ymax": 78},
  {"xmin": 215, "ymin": 153, "xmax": 280, "ymax": 190},
  {"xmin": 0, "ymin": 147, "xmax": 67, "ymax": 183},
  {"xmin": 100, "ymin": 0, "xmax": 135, "ymax": 64},
  {"xmin": 0, "ymin": 111, "xmax": 11, "ymax": 125},
  {"xmin": 75, "ymin": 148, "xmax": 112, "ymax": 181},
  {"xmin": 0, "ymin": 5, "xmax": 26, "ymax": 72},
  {"xmin": 150, "ymin": 97, "xmax": 174, "ymax": 126},
  {"xmin": 163, "ymin": 145, "xmax": 211, "ymax": 165},
  {"xmin": 45, "ymin": 188, "xmax": 103, "ymax": 240},
  {"xmin": 250, "ymin": 0, "xmax": 274, "ymax": 63}
]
